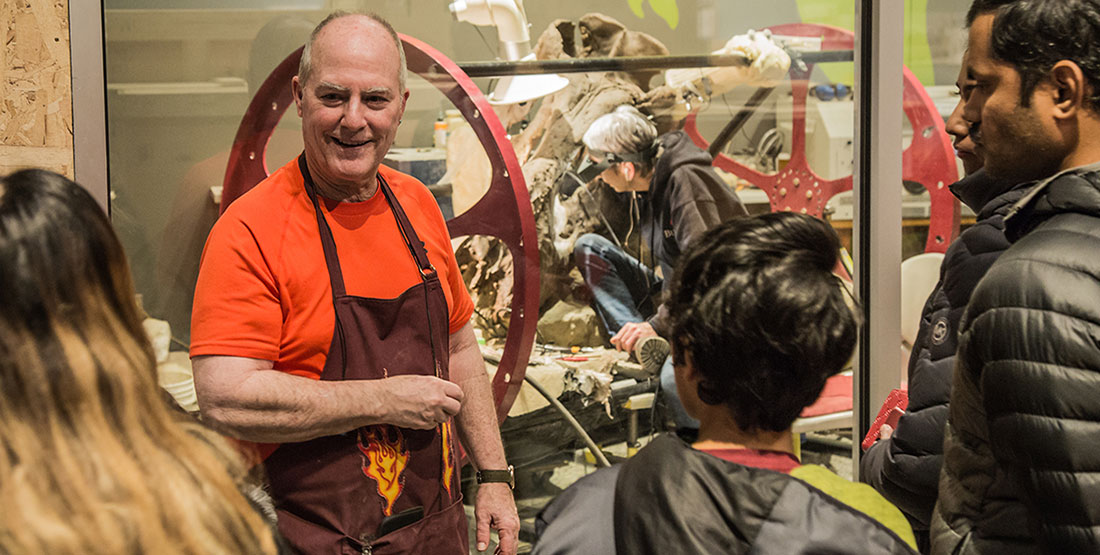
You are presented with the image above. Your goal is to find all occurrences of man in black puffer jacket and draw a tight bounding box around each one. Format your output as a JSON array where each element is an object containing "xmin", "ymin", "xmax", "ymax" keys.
[
  {"xmin": 932, "ymin": 1, "xmax": 1100, "ymax": 553},
  {"xmin": 860, "ymin": 60, "xmax": 1028, "ymax": 552},
  {"xmin": 862, "ymin": 171, "xmax": 1027, "ymax": 550}
]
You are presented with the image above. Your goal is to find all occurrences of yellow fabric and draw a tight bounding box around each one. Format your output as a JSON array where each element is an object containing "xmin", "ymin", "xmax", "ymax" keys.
[{"xmin": 790, "ymin": 464, "xmax": 918, "ymax": 551}]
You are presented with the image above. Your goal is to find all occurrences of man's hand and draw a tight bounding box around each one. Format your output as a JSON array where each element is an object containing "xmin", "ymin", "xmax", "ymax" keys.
[
  {"xmin": 376, "ymin": 375, "xmax": 464, "ymax": 430},
  {"xmin": 475, "ymin": 482, "xmax": 519, "ymax": 554},
  {"xmin": 610, "ymin": 321, "xmax": 657, "ymax": 353},
  {"xmin": 879, "ymin": 423, "xmax": 895, "ymax": 441}
]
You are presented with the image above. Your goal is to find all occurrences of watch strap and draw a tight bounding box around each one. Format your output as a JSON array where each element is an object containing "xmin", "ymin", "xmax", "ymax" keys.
[{"xmin": 476, "ymin": 466, "xmax": 514, "ymax": 489}]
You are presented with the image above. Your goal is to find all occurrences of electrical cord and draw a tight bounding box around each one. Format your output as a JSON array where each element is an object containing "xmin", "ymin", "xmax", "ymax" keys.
[
  {"xmin": 523, "ymin": 374, "xmax": 612, "ymax": 468},
  {"xmin": 721, "ymin": 92, "xmax": 755, "ymax": 148},
  {"xmin": 640, "ymin": 192, "xmax": 655, "ymax": 309},
  {"xmin": 472, "ymin": 26, "xmax": 499, "ymax": 60},
  {"xmin": 624, "ymin": 191, "xmax": 637, "ymax": 246},
  {"xmin": 581, "ymin": 180, "xmax": 625, "ymax": 249}
]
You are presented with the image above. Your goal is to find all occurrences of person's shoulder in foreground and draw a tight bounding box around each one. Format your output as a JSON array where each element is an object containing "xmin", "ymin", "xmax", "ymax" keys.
[
  {"xmin": 935, "ymin": 164, "xmax": 1100, "ymax": 553},
  {"xmin": 535, "ymin": 434, "xmax": 916, "ymax": 555},
  {"xmin": 536, "ymin": 212, "xmax": 916, "ymax": 554},
  {"xmin": 0, "ymin": 169, "xmax": 285, "ymax": 554}
]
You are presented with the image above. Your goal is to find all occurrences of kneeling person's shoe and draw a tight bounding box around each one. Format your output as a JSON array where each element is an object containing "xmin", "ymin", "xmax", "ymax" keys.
[{"xmin": 634, "ymin": 335, "xmax": 670, "ymax": 377}]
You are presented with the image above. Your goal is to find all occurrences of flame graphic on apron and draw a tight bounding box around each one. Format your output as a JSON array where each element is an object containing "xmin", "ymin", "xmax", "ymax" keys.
[
  {"xmin": 358, "ymin": 426, "xmax": 409, "ymax": 516},
  {"xmin": 441, "ymin": 420, "xmax": 454, "ymax": 498}
]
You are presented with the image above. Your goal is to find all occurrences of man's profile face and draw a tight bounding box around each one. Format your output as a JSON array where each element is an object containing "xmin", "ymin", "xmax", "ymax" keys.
[
  {"xmin": 599, "ymin": 163, "xmax": 632, "ymax": 193},
  {"xmin": 964, "ymin": 13, "xmax": 1061, "ymax": 181},
  {"xmin": 947, "ymin": 56, "xmax": 982, "ymax": 176},
  {"xmin": 292, "ymin": 16, "xmax": 408, "ymax": 193}
]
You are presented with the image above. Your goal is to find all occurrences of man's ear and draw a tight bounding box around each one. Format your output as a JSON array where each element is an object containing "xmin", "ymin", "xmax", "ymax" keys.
[
  {"xmin": 291, "ymin": 76, "xmax": 305, "ymax": 117},
  {"xmin": 398, "ymin": 89, "xmax": 410, "ymax": 122},
  {"xmin": 1049, "ymin": 60, "xmax": 1088, "ymax": 121},
  {"xmin": 621, "ymin": 161, "xmax": 636, "ymax": 181},
  {"xmin": 682, "ymin": 353, "xmax": 701, "ymax": 382}
]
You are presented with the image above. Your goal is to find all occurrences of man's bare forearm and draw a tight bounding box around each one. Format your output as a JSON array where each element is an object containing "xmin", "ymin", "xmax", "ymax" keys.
[
  {"xmin": 193, "ymin": 356, "xmax": 463, "ymax": 443},
  {"xmin": 449, "ymin": 322, "xmax": 509, "ymax": 470}
]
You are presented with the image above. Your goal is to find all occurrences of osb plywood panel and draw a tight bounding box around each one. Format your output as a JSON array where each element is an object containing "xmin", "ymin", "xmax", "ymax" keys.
[{"xmin": 1, "ymin": 0, "xmax": 74, "ymax": 177}]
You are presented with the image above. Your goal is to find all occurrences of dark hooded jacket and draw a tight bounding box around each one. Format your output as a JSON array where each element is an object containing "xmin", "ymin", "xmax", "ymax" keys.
[
  {"xmin": 860, "ymin": 171, "xmax": 1028, "ymax": 541},
  {"xmin": 534, "ymin": 435, "xmax": 916, "ymax": 554},
  {"xmin": 931, "ymin": 165, "xmax": 1100, "ymax": 554},
  {"xmin": 639, "ymin": 130, "xmax": 747, "ymax": 335}
]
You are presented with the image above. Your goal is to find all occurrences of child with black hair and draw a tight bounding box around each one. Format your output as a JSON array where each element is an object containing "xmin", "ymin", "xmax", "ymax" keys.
[{"xmin": 535, "ymin": 212, "xmax": 917, "ymax": 554}]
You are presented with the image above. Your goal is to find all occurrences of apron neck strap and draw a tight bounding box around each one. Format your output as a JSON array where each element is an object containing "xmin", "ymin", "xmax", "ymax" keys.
[
  {"xmin": 376, "ymin": 171, "xmax": 437, "ymax": 281},
  {"xmin": 298, "ymin": 154, "xmax": 437, "ymax": 298}
]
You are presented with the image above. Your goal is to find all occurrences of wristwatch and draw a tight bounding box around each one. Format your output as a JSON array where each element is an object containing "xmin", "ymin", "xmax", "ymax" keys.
[{"xmin": 475, "ymin": 465, "xmax": 515, "ymax": 490}]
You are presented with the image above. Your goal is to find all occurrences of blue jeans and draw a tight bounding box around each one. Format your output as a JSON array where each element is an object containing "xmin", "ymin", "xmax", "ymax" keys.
[
  {"xmin": 573, "ymin": 233, "xmax": 661, "ymax": 333},
  {"xmin": 574, "ymin": 233, "xmax": 698, "ymax": 430}
]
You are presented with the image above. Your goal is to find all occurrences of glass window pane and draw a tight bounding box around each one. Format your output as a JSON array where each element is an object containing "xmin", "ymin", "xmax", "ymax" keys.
[{"xmin": 99, "ymin": 3, "xmax": 931, "ymax": 550}]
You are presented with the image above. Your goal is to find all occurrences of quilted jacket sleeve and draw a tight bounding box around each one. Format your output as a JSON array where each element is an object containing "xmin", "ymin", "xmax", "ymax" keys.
[
  {"xmin": 861, "ymin": 206, "xmax": 1011, "ymax": 532},
  {"xmin": 939, "ymin": 212, "xmax": 1100, "ymax": 553},
  {"xmin": 980, "ymin": 216, "xmax": 1100, "ymax": 553}
]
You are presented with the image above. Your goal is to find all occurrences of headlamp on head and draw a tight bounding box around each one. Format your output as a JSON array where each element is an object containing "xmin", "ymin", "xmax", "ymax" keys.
[
  {"xmin": 559, "ymin": 145, "xmax": 656, "ymax": 198},
  {"xmin": 590, "ymin": 145, "xmax": 655, "ymax": 166},
  {"xmin": 560, "ymin": 155, "xmax": 615, "ymax": 198}
]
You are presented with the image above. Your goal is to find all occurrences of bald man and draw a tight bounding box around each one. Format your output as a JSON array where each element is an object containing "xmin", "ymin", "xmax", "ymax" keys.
[{"xmin": 190, "ymin": 12, "xmax": 518, "ymax": 554}]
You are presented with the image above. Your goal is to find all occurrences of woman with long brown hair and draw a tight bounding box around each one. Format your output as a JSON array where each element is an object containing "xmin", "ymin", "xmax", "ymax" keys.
[{"xmin": 0, "ymin": 169, "xmax": 280, "ymax": 554}]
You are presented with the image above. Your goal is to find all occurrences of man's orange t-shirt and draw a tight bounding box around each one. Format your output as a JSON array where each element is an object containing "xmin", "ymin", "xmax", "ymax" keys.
[{"xmin": 190, "ymin": 157, "xmax": 474, "ymax": 379}]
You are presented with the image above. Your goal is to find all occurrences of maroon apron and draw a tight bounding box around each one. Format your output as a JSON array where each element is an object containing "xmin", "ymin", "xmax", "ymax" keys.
[{"xmin": 264, "ymin": 155, "xmax": 466, "ymax": 554}]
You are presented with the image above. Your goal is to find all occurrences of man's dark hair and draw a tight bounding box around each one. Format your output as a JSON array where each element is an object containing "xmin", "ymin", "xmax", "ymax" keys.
[
  {"xmin": 967, "ymin": 0, "xmax": 1100, "ymax": 110},
  {"xmin": 667, "ymin": 212, "xmax": 858, "ymax": 433}
]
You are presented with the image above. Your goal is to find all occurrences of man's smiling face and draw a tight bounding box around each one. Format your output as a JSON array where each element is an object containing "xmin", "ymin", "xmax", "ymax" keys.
[{"xmin": 292, "ymin": 15, "xmax": 408, "ymax": 197}]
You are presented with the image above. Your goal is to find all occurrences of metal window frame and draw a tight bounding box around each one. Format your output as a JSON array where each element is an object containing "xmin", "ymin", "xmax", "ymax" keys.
[
  {"xmin": 69, "ymin": 0, "xmax": 110, "ymax": 213},
  {"xmin": 853, "ymin": 0, "xmax": 904, "ymax": 473}
]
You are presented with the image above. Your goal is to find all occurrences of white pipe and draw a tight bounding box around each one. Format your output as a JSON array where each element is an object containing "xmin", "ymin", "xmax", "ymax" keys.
[{"xmin": 449, "ymin": 0, "xmax": 531, "ymax": 59}]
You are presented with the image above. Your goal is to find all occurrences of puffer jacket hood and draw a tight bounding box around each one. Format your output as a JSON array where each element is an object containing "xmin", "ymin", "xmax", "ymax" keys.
[
  {"xmin": 648, "ymin": 130, "xmax": 718, "ymax": 205},
  {"xmin": 1003, "ymin": 161, "xmax": 1100, "ymax": 242},
  {"xmin": 949, "ymin": 169, "xmax": 1019, "ymax": 217}
]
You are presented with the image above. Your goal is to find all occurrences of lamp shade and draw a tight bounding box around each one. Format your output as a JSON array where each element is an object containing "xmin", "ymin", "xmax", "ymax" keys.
[{"xmin": 488, "ymin": 71, "xmax": 570, "ymax": 105}]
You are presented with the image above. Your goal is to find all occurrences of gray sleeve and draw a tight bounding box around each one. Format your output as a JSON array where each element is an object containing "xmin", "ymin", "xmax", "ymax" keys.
[
  {"xmin": 646, "ymin": 303, "xmax": 671, "ymax": 338},
  {"xmin": 533, "ymin": 466, "xmax": 620, "ymax": 555},
  {"xmin": 860, "ymin": 438, "xmax": 889, "ymax": 492}
]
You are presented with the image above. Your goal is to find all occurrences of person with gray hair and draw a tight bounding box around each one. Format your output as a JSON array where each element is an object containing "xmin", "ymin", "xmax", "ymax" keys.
[
  {"xmin": 581, "ymin": 105, "xmax": 659, "ymax": 173},
  {"xmin": 573, "ymin": 104, "xmax": 747, "ymax": 433}
]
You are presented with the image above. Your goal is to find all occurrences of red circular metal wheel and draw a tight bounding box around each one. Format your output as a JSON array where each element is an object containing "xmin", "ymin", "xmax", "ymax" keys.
[{"xmin": 684, "ymin": 23, "xmax": 960, "ymax": 253}]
